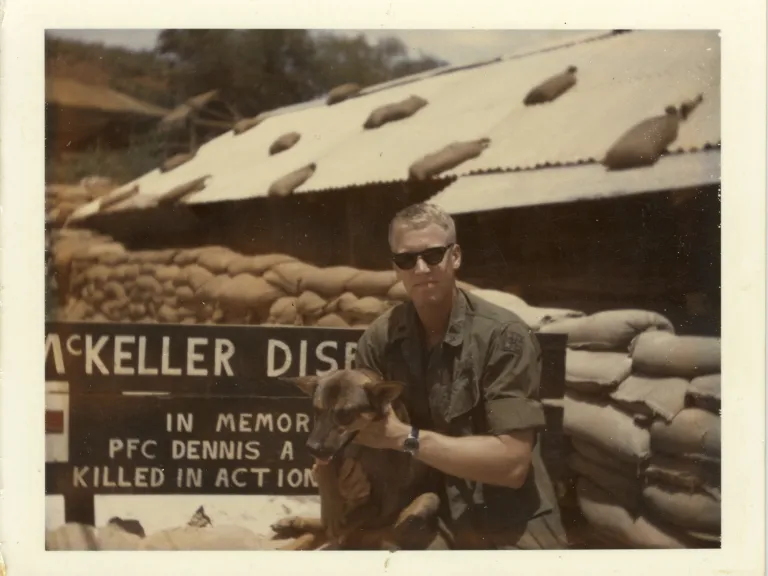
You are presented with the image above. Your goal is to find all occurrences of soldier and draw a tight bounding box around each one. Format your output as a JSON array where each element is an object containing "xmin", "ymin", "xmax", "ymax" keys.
[{"xmin": 353, "ymin": 202, "xmax": 568, "ymax": 550}]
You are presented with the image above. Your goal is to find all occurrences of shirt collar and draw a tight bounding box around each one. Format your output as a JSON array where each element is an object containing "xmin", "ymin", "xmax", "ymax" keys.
[{"xmin": 391, "ymin": 287, "xmax": 468, "ymax": 347}]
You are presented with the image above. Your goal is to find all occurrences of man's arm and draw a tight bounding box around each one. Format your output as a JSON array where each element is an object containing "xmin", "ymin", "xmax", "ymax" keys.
[{"xmin": 355, "ymin": 322, "xmax": 545, "ymax": 490}]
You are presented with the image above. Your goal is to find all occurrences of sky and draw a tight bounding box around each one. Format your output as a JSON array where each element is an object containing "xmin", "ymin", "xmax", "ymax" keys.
[{"xmin": 47, "ymin": 28, "xmax": 591, "ymax": 67}]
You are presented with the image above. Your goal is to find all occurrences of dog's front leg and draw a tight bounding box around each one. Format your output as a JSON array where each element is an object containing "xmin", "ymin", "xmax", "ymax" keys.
[{"xmin": 271, "ymin": 516, "xmax": 325, "ymax": 540}]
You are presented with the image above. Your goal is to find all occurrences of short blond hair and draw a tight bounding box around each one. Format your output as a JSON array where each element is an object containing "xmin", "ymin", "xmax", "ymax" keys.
[{"xmin": 388, "ymin": 202, "xmax": 457, "ymax": 249}]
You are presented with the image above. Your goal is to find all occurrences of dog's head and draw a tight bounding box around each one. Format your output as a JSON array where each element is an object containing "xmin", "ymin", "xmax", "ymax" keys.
[{"xmin": 281, "ymin": 369, "xmax": 404, "ymax": 465}]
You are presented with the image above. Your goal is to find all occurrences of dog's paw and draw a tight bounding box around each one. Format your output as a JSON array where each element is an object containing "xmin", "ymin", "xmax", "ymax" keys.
[{"xmin": 270, "ymin": 516, "xmax": 304, "ymax": 539}]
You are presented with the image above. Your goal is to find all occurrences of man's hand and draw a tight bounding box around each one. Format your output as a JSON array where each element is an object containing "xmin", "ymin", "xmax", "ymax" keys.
[{"xmin": 353, "ymin": 405, "xmax": 410, "ymax": 451}]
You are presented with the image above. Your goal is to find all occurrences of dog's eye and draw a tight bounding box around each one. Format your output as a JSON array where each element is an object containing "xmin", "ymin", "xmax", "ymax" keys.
[{"xmin": 334, "ymin": 410, "xmax": 355, "ymax": 427}]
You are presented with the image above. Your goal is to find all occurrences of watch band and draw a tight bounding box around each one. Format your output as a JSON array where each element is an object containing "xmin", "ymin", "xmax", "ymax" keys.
[{"xmin": 403, "ymin": 427, "xmax": 420, "ymax": 454}]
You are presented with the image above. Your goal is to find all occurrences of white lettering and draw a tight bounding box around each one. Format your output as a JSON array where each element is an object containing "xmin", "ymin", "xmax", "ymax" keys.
[
  {"xmin": 85, "ymin": 335, "xmax": 109, "ymax": 375},
  {"xmin": 161, "ymin": 337, "xmax": 182, "ymax": 376},
  {"xmin": 45, "ymin": 334, "xmax": 65, "ymax": 375},
  {"xmin": 280, "ymin": 441, "xmax": 294, "ymax": 461},
  {"xmin": 214, "ymin": 339, "xmax": 235, "ymax": 376},
  {"xmin": 296, "ymin": 413, "xmax": 310, "ymax": 433},
  {"xmin": 216, "ymin": 413, "xmax": 236, "ymax": 432},
  {"xmin": 66, "ymin": 334, "xmax": 82, "ymax": 356},
  {"xmin": 108, "ymin": 438, "xmax": 124, "ymax": 459},
  {"xmin": 232, "ymin": 468, "xmax": 247, "ymax": 488},
  {"xmin": 277, "ymin": 414, "xmax": 292, "ymax": 433},
  {"xmin": 114, "ymin": 335, "xmax": 135, "ymax": 375},
  {"xmin": 345, "ymin": 342, "xmax": 357, "ymax": 370},
  {"xmin": 287, "ymin": 468, "xmax": 303, "ymax": 488},
  {"xmin": 187, "ymin": 338, "xmax": 209, "ymax": 377},
  {"xmin": 138, "ymin": 336, "xmax": 158, "ymax": 375},
  {"xmin": 299, "ymin": 340, "xmax": 308, "ymax": 377},
  {"xmin": 267, "ymin": 339, "xmax": 292, "ymax": 377},
  {"xmin": 255, "ymin": 413, "xmax": 273, "ymax": 432},
  {"xmin": 73, "ymin": 466, "xmax": 88, "ymax": 488},
  {"xmin": 215, "ymin": 468, "xmax": 230, "ymax": 488},
  {"xmin": 316, "ymin": 341, "xmax": 338, "ymax": 375},
  {"xmin": 250, "ymin": 468, "xmax": 270, "ymax": 487}
]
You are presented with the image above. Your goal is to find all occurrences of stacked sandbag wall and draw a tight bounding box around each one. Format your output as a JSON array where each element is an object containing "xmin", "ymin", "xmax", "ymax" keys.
[
  {"xmin": 540, "ymin": 311, "xmax": 721, "ymax": 548},
  {"xmin": 46, "ymin": 177, "xmax": 117, "ymax": 227},
  {"xmin": 51, "ymin": 231, "xmax": 485, "ymax": 328}
]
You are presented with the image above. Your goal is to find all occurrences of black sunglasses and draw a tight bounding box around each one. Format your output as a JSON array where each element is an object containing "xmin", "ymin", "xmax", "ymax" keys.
[{"xmin": 391, "ymin": 243, "xmax": 455, "ymax": 270}]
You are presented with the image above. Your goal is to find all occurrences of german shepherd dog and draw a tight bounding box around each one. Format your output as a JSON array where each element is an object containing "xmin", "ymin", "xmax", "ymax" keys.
[{"xmin": 270, "ymin": 369, "xmax": 449, "ymax": 550}]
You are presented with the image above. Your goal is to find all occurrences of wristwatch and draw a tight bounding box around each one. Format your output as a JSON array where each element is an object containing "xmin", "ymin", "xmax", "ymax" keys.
[{"xmin": 403, "ymin": 427, "xmax": 420, "ymax": 455}]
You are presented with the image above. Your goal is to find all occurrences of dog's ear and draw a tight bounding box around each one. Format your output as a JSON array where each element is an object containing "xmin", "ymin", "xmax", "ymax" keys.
[
  {"xmin": 367, "ymin": 380, "xmax": 404, "ymax": 408},
  {"xmin": 279, "ymin": 375, "xmax": 319, "ymax": 397}
]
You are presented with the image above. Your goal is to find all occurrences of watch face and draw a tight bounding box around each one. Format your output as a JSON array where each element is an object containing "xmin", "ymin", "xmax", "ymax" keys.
[{"xmin": 404, "ymin": 437, "xmax": 419, "ymax": 452}]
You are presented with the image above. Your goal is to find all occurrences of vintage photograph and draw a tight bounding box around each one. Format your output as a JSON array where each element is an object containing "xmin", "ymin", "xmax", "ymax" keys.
[{"xmin": 41, "ymin": 27, "xmax": 723, "ymax": 552}]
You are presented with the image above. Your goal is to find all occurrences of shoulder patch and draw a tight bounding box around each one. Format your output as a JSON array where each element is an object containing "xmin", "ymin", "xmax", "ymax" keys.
[{"xmin": 502, "ymin": 330, "xmax": 525, "ymax": 357}]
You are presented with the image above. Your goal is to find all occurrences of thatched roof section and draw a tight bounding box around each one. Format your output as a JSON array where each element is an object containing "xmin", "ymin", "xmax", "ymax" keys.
[{"xmin": 45, "ymin": 77, "xmax": 169, "ymax": 118}]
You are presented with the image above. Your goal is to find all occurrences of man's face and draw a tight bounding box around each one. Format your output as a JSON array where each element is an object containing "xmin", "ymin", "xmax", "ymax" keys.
[{"xmin": 390, "ymin": 222, "xmax": 461, "ymax": 305}]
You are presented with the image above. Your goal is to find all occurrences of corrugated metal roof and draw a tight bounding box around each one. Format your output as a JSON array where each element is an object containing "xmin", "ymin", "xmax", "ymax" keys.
[
  {"xmin": 70, "ymin": 30, "xmax": 720, "ymax": 219},
  {"xmin": 429, "ymin": 149, "xmax": 720, "ymax": 215}
]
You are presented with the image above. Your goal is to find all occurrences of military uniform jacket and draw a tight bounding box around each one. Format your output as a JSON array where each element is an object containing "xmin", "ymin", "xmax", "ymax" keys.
[{"xmin": 354, "ymin": 287, "xmax": 559, "ymax": 537}]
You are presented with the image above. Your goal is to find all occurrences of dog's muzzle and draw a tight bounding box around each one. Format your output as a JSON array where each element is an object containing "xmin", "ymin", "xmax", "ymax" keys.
[{"xmin": 307, "ymin": 430, "xmax": 359, "ymax": 466}]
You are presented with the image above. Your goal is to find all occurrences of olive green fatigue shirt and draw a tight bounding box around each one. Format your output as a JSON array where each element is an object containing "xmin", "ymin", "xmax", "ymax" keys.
[{"xmin": 354, "ymin": 288, "xmax": 566, "ymax": 548}]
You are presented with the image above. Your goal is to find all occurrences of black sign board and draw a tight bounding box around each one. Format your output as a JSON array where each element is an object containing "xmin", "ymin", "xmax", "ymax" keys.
[{"xmin": 45, "ymin": 322, "xmax": 566, "ymax": 525}]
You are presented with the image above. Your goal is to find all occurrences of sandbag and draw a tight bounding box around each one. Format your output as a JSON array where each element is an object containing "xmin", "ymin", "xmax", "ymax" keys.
[
  {"xmin": 99, "ymin": 251, "xmax": 129, "ymax": 266},
  {"xmin": 174, "ymin": 248, "xmax": 209, "ymax": 266},
  {"xmin": 103, "ymin": 282, "xmax": 128, "ymax": 300},
  {"xmin": 609, "ymin": 374, "xmax": 688, "ymax": 422},
  {"xmin": 564, "ymin": 391, "xmax": 651, "ymax": 464},
  {"xmin": 324, "ymin": 292, "xmax": 359, "ymax": 315},
  {"xmin": 342, "ymin": 296, "xmax": 389, "ymax": 324},
  {"xmin": 409, "ymin": 138, "xmax": 491, "ymax": 180},
  {"xmin": 522, "ymin": 306, "xmax": 586, "ymax": 331},
  {"xmin": 650, "ymin": 408, "xmax": 720, "ymax": 462},
  {"xmin": 85, "ymin": 265, "xmax": 111, "ymax": 284},
  {"xmin": 85, "ymin": 242, "xmax": 127, "ymax": 261},
  {"xmin": 576, "ymin": 478, "xmax": 699, "ymax": 549},
  {"xmin": 218, "ymin": 274, "xmax": 284, "ymax": 311},
  {"xmin": 364, "ymin": 95, "xmax": 428, "ymax": 129},
  {"xmin": 301, "ymin": 266, "xmax": 361, "ymax": 297},
  {"xmin": 523, "ymin": 66, "xmax": 578, "ymax": 105},
  {"xmin": 136, "ymin": 275, "xmax": 164, "ymax": 295},
  {"xmin": 226, "ymin": 253, "xmax": 296, "ymax": 276},
  {"xmin": 644, "ymin": 453, "xmax": 720, "ymax": 498},
  {"xmin": 161, "ymin": 151, "xmax": 196, "ymax": 173},
  {"xmin": 269, "ymin": 296, "xmax": 299, "ymax": 324},
  {"xmin": 643, "ymin": 483, "xmax": 720, "ymax": 534},
  {"xmin": 157, "ymin": 175, "xmax": 210, "ymax": 205},
  {"xmin": 134, "ymin": 249, "xmax": 177, "ymax": 264},
  {"xmin": 603, "ymin": 107, "xmax": 680, "ymax": 170},
  {"xmin": 263, "ymin": 261, "xmax": 318, "ymax": 294},
  {"xmin": 196, "ymin": 275, "xmax": 234, "ymax": 303},
  {"xmin": 233, "ymin": 115, "xmax": 265, "ymax": 135},
  {"xmin": 176, "ymin": 286, "xmax": 196, "ymax": 304},
  {"xmin": 267, "ymin": 163, "xmax": 316, "ymax": 197},
  {"xmin": 345, "ymin": 270, "xmax": 398, "ymax": 297},
  {"xmin": 315, "ymin": 313, "xmax": 350, "ymax": 328},
  {"xmin": 269, "ymin": 132, "xmax": 301, "ymax": 155},
  {"xmin": 539, "ymin": 309, "xmax": 674, "ymax": 351},
  {"xmin": 100, "ymin": 185, "xmax": 139, "ymax": 211},
  {"xmin": 568, "ymin": 450, "xmax": 642, "ymax": 513},
  {"xmin": 158, "ymin": 304, "xmax": 180, "ymax": 323},
  {"xmin": 183, "ymin": 265, "xmax": 215, "ymax": 291},
  {"xmin": 296, "ymin": 290, "xmax": 328, "ymax": 318},
  {"xmin": 687, "ymin": 374, "xmax": 721, "ymax": 414},
  {"xmin": 327, "ymin": 83, "xmax": 362, "ymax": 105},
  {"xmin": 565, "ymin": 350, "xmax": 632, "ymax": 394},
  {"xmin": 197, "ymin": 248, "xmax": 241, "ymax": 275},
  {"xmin": 570, "ymin": 437, "xmax": 641, "ymax": 478},
  {"xmin": 630, "ymin": 331, "xmax": 720, "ymax": 378},
  {"xmin": 679, "ymin": 93, "xmax": 704, "ymax": 121},
  {"xmin": 155, "ymin": 265, "xmax": 183, "ymax": 283}
]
